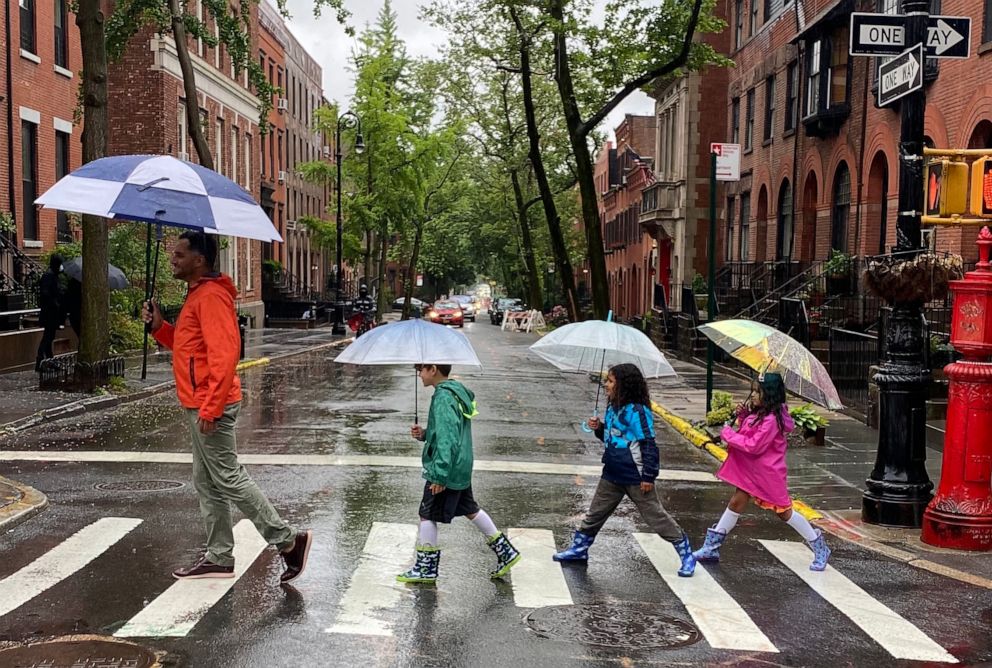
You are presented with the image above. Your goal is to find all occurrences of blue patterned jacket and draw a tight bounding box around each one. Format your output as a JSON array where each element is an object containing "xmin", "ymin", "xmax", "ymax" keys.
[{"xmin": 593, "ymin": 403, "xmax": 660, "ymax": 486}]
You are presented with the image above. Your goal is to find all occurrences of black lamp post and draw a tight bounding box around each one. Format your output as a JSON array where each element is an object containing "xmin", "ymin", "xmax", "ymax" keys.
[{"xmin": 333, "ymin": 110, "xmax": 364, "ymax": 334}]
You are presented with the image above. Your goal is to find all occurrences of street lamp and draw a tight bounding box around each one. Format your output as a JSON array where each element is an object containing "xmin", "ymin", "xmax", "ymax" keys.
[{"xmin": 333, "ymin": 110, "xmax": 364, "ymax": 334}]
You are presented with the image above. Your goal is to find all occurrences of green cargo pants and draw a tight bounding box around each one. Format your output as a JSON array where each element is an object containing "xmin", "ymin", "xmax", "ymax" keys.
[{"xmin": 186, "ymin": 403, "xmax": 295, "ymax": 566}]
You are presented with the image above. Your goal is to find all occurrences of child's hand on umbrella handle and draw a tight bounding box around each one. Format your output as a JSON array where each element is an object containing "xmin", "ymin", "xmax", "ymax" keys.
[
  {"xmin": 587, "ymin": 417, "xmax": 602, "ymax": 431},
  {"xmin": 410, "ymin": 425, "xmax": 425, "ymax": 441}
]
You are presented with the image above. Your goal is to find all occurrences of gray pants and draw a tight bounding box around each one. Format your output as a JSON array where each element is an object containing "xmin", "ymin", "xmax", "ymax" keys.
[
  {"xmin": 186, "ymin": 403, "xmax": 295, "ymax": 566},
  {"xmin": 579, "ymin": 478, "xmax": 683, "ymax": 542}
]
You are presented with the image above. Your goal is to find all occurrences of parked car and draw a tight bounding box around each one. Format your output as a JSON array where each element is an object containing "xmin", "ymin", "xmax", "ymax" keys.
[
  {"xmin": 392, "ymin": 297, "xmax": 426, "ymax": 317},
  {"xmin": 450, "ymin": 295, "xmax": 477, "ymax": 322},
  {"xmin": 490, "ymin": 298, "xmax": 525, "ymax": 325},
  {"xmin": 426, "ymin": 300, "xmax": 465, "ymax": 327}
]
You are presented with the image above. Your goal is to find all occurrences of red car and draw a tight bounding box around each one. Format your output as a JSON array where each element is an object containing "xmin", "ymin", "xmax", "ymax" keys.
[{"xmin": 427, "ymin": 300, "xmax": 465, "ymax": 327}]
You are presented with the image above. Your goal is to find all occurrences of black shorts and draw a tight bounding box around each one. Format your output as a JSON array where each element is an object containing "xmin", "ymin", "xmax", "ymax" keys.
[{"xmin": 418, "ymin": 483, "xmax": 480, "ymax": 523}]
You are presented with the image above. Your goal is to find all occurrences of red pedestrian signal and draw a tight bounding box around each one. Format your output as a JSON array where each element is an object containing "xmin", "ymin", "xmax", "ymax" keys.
[
  {"xmin": 971, "ymin": 157, "xmax": 992, "ymax": 217},
  {"xmin": 925, "ymin": 159, "xmax": 968, "ymax": 217}
]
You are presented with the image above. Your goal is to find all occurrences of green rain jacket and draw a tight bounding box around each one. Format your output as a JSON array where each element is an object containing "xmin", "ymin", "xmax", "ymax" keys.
[{"xmin": 421, "ymin": 380, "xmax": 478, "ymax": 490}]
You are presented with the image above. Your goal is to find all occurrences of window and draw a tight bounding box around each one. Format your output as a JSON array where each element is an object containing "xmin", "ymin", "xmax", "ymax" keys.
[
  {"xmin": 216, "ymin": 118, "xmax": 224, "ymax": 175},
  {"xmin": 777, "ymin": 180, "xmax": 794, "ymax": 260},
  {"xmin": 246, "ymin": 239, "xmax": 253, "ymax": 291},
  {"xmin": 20, "ymin": 0, "xmax": 36, "ymax": 54},
  {"xmin": 764, "ymin": 75, "xmax": 776, "ymax": 142},
  {"xmin": 56, "ymin": 130, "xmax": 71, "ymax": 242},
  {"xmin": 764, "ymin": 0, "xmax": 772, "ymax": 25},
  {"xmin": 806, "ymin": 39, "xmax": 821, "ymax": 116},
  {"xmin": 725, "ymin": 197, "xmax": 736, "ymax": 262},
  {"xmin": 785, "ymin": 61, "xmax": 798, "ymax": 132},
  {"xmin": 744, "ymin": 89, "xmax": 755, "ymax": 151},
  {"xmin": 831, "ymin": 163, "xmax": 851, "ymax": 252},
  {"xmin": 244, "ymin": 133, "xmax": 251, "ymax": 192},
  {"xmin": 277, "ymin": 130, "xmax": 283, "ymax": 172},
  {"xmin": 735, "ymin": 0, "xmax": 744, "ymax": 47},
  {"xmin": 213, "ymin": 21, "xmax": 220, "ymax": 68},
  {"xmin": 196, "ymin": 0, "xmax": 203, "ymax": 56},
  {"xmin": 985, "ymin": 0, "xmax": 992, "ymax": 42},
  {"xmin": 21, "ymin": 120, "xmax": 38, "ymax": 240},
  {"xmin": 750, "ymin": 0, "xmax": 758, "ymax": 38},
  {"xmin": 231, "ymin": 126, "xmax": 238, "ymax": 185},
  {"xmin": 178, "ymin": 101, "xmax": 187, "ymax": 158},
  {"xmin": 828, "ymin": 30, "xmax": 849, "ymax": 107},
  {"xmin": 54, "ymin": 0, "xmax": 68, "ymax": 67},
  {"xmin": 731, "ymin": 97, "xmax": 740, "ymax": 144},
  {"xmin": 739, "ymin": 192, "xmax": 751, "ymax": 261}
]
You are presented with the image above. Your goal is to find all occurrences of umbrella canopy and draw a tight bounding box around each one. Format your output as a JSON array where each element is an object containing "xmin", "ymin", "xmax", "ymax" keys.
[
  {"xmin": 334, "ymin": 318, "xmax": 482, "ymax": 367},
  {"xmin": 62, "ymin": 257, "xmax": 129, "ymax": 291},
  {"xmin": 697, "ymin": 319, "xmax": 843, "ymax": 410},
  {"xmin": 35, "ymin": 154, "xmax": 281, "ymax": 242},
  {"xmin": 529, "ymin": 320, "xmax": 676, "ymax": 378}
]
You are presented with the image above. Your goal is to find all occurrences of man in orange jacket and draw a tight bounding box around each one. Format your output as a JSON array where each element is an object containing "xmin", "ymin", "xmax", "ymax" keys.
[{"xmin": 144, "ymin": 231, "xmax": 312, "ymax": 583}]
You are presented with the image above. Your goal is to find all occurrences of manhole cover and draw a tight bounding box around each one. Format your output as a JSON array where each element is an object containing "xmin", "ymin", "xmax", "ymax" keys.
[
  {"xmin": 95, "ymin": 480, "xmax": 184, "ymax": 492},
  {"xmin": 0, "ymin": 636, "xmax": 159, "ymax": 667},
  {"xmin": 524, "ymin": 603, "xmax": 701, "ymax": 649}
]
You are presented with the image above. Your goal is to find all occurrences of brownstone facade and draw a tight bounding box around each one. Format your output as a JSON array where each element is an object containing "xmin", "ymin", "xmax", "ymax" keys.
[{"xmin": 258, "ymin": 0, "xmax": 288, "ymax": 268}]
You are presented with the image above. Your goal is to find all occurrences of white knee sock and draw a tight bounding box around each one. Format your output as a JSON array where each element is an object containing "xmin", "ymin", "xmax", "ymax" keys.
[
  {"xmin": 470, "ymin": 510, "xmax": 500, "ymax": 538},
  {"xmin": 714, "ymin": 508, "xmax": 740, "ymax": 534},
  {"xmin": 786, "ymin": 512, "xmax": 819, "ymax": 542},
  {"xmin": 418, "ymin": 520, "xmax": 439, "ymax": 547}
]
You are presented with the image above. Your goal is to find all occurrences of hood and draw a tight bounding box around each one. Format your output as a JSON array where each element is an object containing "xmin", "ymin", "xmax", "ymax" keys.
[
  {"xmin": 438, "ymin": 380, "xmax": 477, "ymax": 419},
  {"xmin": 781, "ymin": 406, "xmax": 795, "ymax": 434},
  {"xmin": 190, "ymin": 273, "xmax": 238, "ymax": 299}
]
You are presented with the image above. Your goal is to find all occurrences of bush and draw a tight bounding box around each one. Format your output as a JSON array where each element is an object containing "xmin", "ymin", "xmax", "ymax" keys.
[
  {"xmin": 705, "ymin": 390, "xmax": 735, "ymax": 426},
  {"xmin": 789, "ymin": 403, "xmax": 829, "ymax": 432}
]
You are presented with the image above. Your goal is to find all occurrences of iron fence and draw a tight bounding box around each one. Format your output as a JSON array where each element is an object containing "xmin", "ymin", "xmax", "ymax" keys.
[{"xmin": 828, "ymin": 327, "xmax": 878, "ymax": 413}]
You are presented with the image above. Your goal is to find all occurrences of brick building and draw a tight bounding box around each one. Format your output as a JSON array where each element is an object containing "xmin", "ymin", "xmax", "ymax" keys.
[
  {"xmin": 594, "ymin": 114, "xmax": 657, "ymax": 321},
  {"xmin": 258, "ymin": 0, "xmax": 288, "ymax": 270},
  {"xmin": 1, "ymin": 0, "xmax": 82, "ymax": 255}
]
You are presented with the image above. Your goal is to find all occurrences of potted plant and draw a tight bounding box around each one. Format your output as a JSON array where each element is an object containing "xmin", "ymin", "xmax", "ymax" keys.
[
  {"xmin": 789, "ymin": 403, "xmax": 829, "ymax": 446},
  {"xmin": 692, "ymin": 273, "xmax": 710, "ymax": 314},
  {"xmin": 824, "ymin": 249, "xmax": 852, "ymax": 296}
]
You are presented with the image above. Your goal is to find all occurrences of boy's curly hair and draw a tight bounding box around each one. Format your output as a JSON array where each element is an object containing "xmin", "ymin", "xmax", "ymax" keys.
[{"xmin": 608, "ymin": 363, "xmax": 651, "ymax": 409}]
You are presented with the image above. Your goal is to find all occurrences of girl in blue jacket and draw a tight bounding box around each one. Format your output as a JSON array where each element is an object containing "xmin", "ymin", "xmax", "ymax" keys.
[{"xmin": 553, "ymin": 363, "xmax": 696, "ymax": 577}]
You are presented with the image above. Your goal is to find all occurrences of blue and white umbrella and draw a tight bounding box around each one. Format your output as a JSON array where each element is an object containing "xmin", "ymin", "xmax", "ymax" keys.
[{"xmin": 36, "ymin": 154, "xmax": 282, "ymax": 242}]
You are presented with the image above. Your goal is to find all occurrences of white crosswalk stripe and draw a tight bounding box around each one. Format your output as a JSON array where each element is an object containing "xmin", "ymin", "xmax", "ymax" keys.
[
  {"xmin": 326, "ymin": 522, "xmax": 418, "ymax": 637},
  {"xmin": 760, "ymin": 539, "xmax": 958, "ymax": 664},
  {"xmin": 635, "ymin": 533, "xmax": 778, "ymax": 653},
  {"xmin": 115, "ymin": 520, "xmax": 269, "ymax": 637},
  {"xmin": 506, "ymin": 528, "xmax": 572, "ymax": 608},
  {"xmin": 0, "ymin": 517, "xmax": 142, "ymax": 619}
]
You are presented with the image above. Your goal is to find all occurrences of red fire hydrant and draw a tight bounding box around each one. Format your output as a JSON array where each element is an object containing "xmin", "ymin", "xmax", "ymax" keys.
[{"xmin": 922, "ymin": 226, "xmax": 992, "ymax": 550}]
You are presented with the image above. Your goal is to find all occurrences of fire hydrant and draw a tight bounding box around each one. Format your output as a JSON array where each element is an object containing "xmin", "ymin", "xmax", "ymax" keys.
[{"xmin": 922, "ymin": 226, "xmax": 992, "ymax": 550}]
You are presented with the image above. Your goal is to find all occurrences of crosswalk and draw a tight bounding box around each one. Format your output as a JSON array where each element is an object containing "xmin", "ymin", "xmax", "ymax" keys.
[{"xmin": 0, "ymin": 517, "xmax": 961, "ymax": 663}]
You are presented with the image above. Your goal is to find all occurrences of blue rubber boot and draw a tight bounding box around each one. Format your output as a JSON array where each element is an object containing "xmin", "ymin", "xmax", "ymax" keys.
[
  {"xmin": 396, "ymin": 546, "xmax": 441, "ymax": 584},
  {"xmin": 671, "ymin": 533, "xmax": 696, "ymax": 577},
  {"xmin": 808, "ymin": 530, "xmax": 831, "ymax": 571},
  {"xmin": 552, "ymin": 531, "xmax": 595, "ymax": 562},
  {"xmin": 692, "ymin": 527, "xmax": 727, "ymax": 563}
]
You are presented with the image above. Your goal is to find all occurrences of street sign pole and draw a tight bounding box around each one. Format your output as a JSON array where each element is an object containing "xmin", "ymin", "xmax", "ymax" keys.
[
  {"xmin": 706, "ymin": 150, "xmax": 717, "ymax": 413},
  {"xmin": 863, "ymin": 0, "xmax": 935, "ymax": 527}
]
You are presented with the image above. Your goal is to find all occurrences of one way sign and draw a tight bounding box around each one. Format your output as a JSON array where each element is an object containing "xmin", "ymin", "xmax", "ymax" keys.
[
  {"xmin": 850, "ymin": 13, "xmax": 971, "ymax": 59},
  {"xmin": 878, "ymin": 43, "xmax": 923, "ymax": 107}
]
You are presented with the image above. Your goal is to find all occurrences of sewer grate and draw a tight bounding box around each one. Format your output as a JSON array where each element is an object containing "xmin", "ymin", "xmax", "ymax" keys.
[
  {"xmin": 524, "ymin": 603, "xmax": 701, "ymax": 649},
  {"xmin": 95, "ymin": 480, "xmax": 184, "ymax": 492},
  {"xmin": 0, "ymin": 636, "xmax": 159, "ymax": 668}
]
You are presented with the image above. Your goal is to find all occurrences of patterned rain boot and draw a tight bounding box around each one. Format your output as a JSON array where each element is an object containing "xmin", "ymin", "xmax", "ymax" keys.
[
  {"xmin": 692, "ymin": 527, "xmax": 727, "ymax": 563},
  {"xmin": 487, "ymin": 532, "xmax": 522, "ymax": 579},
  {"xmin": 552, "ymin": 530, "xmax": 595, "ymax": 562},
  {"xmin": 671, "ymin": 533, "xmax": 697, "ymax": 577},
  {"xmin": 396, "ymin": 546, "xmax": 441, "ymax": 584},
  {"xmin": 808, "ymin": 530, "xmax": 831, "ymax": 571}
]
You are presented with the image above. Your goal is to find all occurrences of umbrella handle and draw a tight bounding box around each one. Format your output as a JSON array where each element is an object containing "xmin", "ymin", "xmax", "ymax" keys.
[{"xmin": 414, "ymin": 368, "xmax": 418, "ymax": 425}]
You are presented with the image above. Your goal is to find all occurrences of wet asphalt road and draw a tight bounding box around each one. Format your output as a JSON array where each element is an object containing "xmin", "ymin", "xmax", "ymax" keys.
[{"xmin": 0, "ymin": 319, "xmax": 990, "ymax": 667}]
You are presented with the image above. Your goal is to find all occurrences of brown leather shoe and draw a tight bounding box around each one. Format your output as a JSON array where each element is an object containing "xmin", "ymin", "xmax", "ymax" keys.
[
  {"xmin": 173, "ymin": 556, "xmax": 234, "ymax": 579},
  {"xmin": 280, "ymin": 530, "xmax": 313, "ymax": 584}
]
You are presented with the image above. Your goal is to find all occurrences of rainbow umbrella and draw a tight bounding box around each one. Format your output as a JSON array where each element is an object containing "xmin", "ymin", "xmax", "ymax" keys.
[{"xmin": 697, "ymin": 319, "xmax": 843, "ymax": 410}]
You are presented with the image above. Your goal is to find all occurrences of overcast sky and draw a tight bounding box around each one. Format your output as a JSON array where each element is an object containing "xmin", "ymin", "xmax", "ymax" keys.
[{"xmin": 280, "ymin": 0, "xmax": 654, "ymax": 142}]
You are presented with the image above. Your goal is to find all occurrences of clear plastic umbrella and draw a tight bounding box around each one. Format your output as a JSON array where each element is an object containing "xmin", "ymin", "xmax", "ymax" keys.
[{"xmin": 335, "ymin": 318, "xmax": 482, "ymax": 422}]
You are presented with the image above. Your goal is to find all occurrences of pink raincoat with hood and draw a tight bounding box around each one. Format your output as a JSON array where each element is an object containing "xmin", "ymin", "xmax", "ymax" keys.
[{"xmin": 718, "ymin": 407, "xmax": 794, "ymax": 508}]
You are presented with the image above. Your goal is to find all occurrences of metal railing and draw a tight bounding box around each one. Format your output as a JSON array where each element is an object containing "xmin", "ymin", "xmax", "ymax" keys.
[
  {"xmin": 828, "ymin": 327, "xmax": 878, "ymax": 413},
  {"xmin": 0, "ymin": 234, "xmax": 43, "ymax": 309}
]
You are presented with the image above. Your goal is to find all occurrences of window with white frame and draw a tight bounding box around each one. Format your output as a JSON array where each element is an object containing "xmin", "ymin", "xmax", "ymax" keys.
[
  {"xmin": 244, "ymin": 133, "xmax": 251, "ymax": 192},
  {"xmin": 178, "ymin": 101, "xmax": 187, "ymax": 158},
  {"xmin": 231, "ymin": 125, "xmax": 238, "ymax": 184},
  {"xmin": 215, "ymin": 118, "xmax": 224, "ymax": 174}
]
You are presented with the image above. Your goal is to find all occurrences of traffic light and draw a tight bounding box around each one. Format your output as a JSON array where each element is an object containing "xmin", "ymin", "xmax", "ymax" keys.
[
  {"xmin": 925, "ymin": 159, "xmax": 969, "ymax": 217},
  {"xmin": 971, "ymin": 156, "xmax": 992, "ymax": 217}
]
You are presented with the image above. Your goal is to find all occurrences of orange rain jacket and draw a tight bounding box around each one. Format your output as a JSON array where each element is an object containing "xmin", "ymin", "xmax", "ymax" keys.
[{"xmin": 153, "ymin": 274, "xmax": 242, "ymax": 421}]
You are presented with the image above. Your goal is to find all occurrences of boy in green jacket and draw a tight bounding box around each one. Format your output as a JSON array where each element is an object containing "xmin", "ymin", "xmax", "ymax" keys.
[{"xmin": 397, "ymin": 363, "xmax": 521, "ymax": 584}]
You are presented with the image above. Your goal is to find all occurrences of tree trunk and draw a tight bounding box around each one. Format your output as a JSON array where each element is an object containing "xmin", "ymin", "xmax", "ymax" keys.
[
  {"xmin": 170, "ymin": 0, "xmax": 213, "ymax": 169},
  {"xmin": 512, "ymin": 9, "xmax": 579, "ymax": 321},
  {"xmin": 76, "ymin": 0, "xmax": 110, "ymax": 377},
  {"xmin": 364, "ymin": 228, "xmax": 373, "ymax": 286},
  {"xmin": 549, "ymin": 0, "xmax": 608, "ymax": 320},
  {"xmin": 376, "ymin": 223, "xmax": 388, "ymax": 316},
  {"xmin": 401, "ymin": 221, "xmax": 424, "ymax": 321},
  {"xmin": 510, "ymin": 169, "xmax": 543, "ymax": 310}
]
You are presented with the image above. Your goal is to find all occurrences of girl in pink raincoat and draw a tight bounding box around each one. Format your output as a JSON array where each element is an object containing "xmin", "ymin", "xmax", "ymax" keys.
[{"xmin": 692, "ymin": 372, "xmax": 831, "ymax": 571}]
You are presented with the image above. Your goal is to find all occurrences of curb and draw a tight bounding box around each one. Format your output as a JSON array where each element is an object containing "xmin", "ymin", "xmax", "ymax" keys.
[
  {"xmin": 0, "ymin": 475, "xmax": 48, "ymax": 533},
  {"xmin": 649, "ymin": 400, "xmax": 823, "ymax": 521}
]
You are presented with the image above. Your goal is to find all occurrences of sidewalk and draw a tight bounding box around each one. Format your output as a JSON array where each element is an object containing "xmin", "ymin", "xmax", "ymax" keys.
[{"xmin": 651, "ymin": 356, "xmax": 992, "ymax": 589}]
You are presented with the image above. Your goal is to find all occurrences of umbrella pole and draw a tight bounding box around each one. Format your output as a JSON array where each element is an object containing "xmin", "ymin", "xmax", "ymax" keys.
[
  {"xmin": 141, "ymin": 226, "xmax": 164, "ymax": 381},
  {"xmin": 141, "ymin": 225, "xmax": 152, "ymax": 380},
  {"xmin": 414, "ymin": 368, "xmax": 419, "ymax": 425},
  {"xmin": 593, "ymin": 348, "xmax": 607, "ymax": 415}
]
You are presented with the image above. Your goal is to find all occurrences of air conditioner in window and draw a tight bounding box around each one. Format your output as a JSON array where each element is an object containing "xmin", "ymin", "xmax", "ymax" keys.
[
  {"xmin": 277, "ymin": 98, "xmax": 288, "ymax": 112},
  {"xmin": 178, "ymin": 151, "xmax": 190, "ymax": 161},
  {"xmin": 286, "ymin": 219, "xmax": 297, "ymax": 231},
  {"xmin": 278, "ymin": 170, "xmax": 287, "ymax": 183}
]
